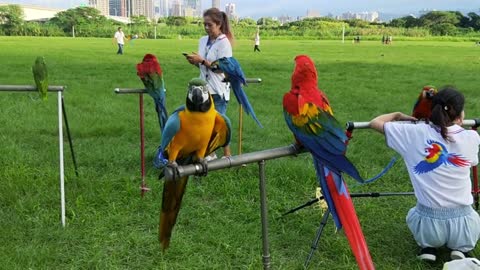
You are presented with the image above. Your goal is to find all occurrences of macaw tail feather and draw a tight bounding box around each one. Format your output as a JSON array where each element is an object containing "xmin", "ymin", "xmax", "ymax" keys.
[
  {"xmin": 315, "ymin": 158, "xmax": 375, "ymax": 270},
  {"xmin": 362, "ymin": 156, "xmax": 397, "ymax": 184},
  {"xmin": 153, "ymin": 96, "xmax": 168, "ymax": 132},
  {"xmin": 231, "ymin": 81, "xmax": 263, "ymax": 128},
  {"xmin": 159, "ymin": 176, "xmax": 189, "ymax": 251}
]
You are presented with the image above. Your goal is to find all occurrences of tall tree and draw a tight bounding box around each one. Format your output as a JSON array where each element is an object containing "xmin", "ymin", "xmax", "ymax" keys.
[{"xmin": 0, "ymin": 4, "xmax": 24, "ymax": 35}]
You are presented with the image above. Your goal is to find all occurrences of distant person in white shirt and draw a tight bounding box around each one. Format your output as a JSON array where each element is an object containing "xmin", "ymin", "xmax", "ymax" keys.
[
  {"xmin": 254, "ymin": 28, "xmax": 261, "ymax": 52},
  {"xmin": 370, "ymin": 87, "xmax": 480, "ymax": 263},
  {"xmin": 113, "ymin": 27, "xmax": 126, "ymax": 55}
]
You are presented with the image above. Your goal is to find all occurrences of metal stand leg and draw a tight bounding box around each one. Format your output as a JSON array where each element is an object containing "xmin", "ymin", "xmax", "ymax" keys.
[
  {"xmin": 139, "ymin": 93, "xmax": 149, "ymax": 196},
  {"xmin": 57, "ymin": 91, "xmax": 65, "ymax": 227},
  {"xmin": 61, "ymin": 96, "xmax": 78, "ymax": 177},
  {"xmin": 238, "ymin": 106, "xmax": 243, "ymax": 155},
  {"xmin": 259, "ymin": 160, "xmax": 271, "ymax": 270},
  {"xmin": 304, "ymin": 209, "xmax": 330, "ymax": 268}
]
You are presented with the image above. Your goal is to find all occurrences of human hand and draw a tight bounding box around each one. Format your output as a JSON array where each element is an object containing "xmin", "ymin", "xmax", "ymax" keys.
[{"xmin": 186, "ymin": 52, "xmax": 202, "ymax": 65}]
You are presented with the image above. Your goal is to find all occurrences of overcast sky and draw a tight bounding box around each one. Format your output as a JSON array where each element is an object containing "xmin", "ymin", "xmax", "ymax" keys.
[{"xmin": 1, "ymin": 0, "xmax": 478, "ymax": 17}]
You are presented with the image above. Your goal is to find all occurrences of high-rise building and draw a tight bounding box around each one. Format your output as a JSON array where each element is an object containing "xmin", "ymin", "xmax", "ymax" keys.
[
  {"xmin": 184, "ymin": 0, "xmax": 201, "ymax": 17},
  {"xmin": 171, "ymin": 0, "xmax": 183, "ymax": 16},
  {"xmin": 109, "ymin": 0, "xmax": 127, "ymax": 16},
  {"xmin": 130, "ymin": 0, "xmax": 155, "ymax": 19},
  {"xmin": 212, "ymin": 0, "xmax": 220, "ymax": 9},
  {"xmin": 306, "ymin": 9, "xmax": 320, "ymax": 18},
  {"xmin": 88, "ymin": 0, "xmax": 109, "ymax": 16},
  {"xmin": 158, "ymin": 0, "xmax": 169, "ymax": 16},
  {"xmin": 225, "ymin": 3, "xmax": 235, "ymax": 18}
]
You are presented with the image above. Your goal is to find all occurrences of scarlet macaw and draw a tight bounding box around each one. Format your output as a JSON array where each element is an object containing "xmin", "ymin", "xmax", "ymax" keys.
[
  {"xmin": 154, "ymin": 78, "xmax": 231, "ymax": 251},
  {"xmin": 32, "ymin": 56, "xmax": 48, "ymax": 101},
  {"xmin": 412, "ymin": 85, "xmax": 437, "ymax": 120},
  {"xmin": 283, "ymin": 55, "xmax": 386, "ymax": 270},
  {"xmin": 136, "ymin": 54, "xmax": 168, "ymax": 132},
  {"xmin": 212, "ymin": 57, "xmax": 263, "ymax": 127}
]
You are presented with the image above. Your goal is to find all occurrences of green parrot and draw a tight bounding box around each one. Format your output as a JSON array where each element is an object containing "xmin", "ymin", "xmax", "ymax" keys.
[{"xmin": 32, "ymin": 56, "xmax": 48, "ymax": 101}]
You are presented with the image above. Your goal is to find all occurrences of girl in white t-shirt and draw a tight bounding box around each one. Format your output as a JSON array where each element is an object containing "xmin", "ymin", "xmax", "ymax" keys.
[
  {"xmin": 370, "ymin": 87, "xmax": 480, "ymax": 262},
  {"xmin": 185, "ymin": 8, "xmax": 234, "ymax": 158}
]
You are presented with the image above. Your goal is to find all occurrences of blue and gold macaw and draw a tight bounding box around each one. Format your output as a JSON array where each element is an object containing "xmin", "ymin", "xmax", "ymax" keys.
[
  {"xmin": 283, "ymin": 55, "xmax": 393, "ymax": 270},
  {"xmin": 212, "ymin": 57, "xmax": 263, "ymax": 127},
  {"xmin": 154, "ymin": 78, "xmax": 231, "ymax": 251},
  {"xmin": 136, "ymin": 54, "xmax": 168, "ymax": 132}
]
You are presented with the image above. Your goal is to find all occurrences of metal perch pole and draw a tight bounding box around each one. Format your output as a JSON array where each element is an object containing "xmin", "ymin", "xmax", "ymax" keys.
[
  {"xmin": 237, "ymin": 78, "xmax": 262, "ymax": 155},
  {"xmin": 164, "ymin": 144, "xmax": 305, "ymax": 270},
  {"xmin": 0, "ymin": 85, "xmax": 67, "ymax": 227}
]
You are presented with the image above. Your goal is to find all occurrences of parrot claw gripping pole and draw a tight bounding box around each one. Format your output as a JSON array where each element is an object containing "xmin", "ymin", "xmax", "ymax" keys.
[{"xmin": 197, "ymin": 158, "xmax": 209, "ymax": 177}]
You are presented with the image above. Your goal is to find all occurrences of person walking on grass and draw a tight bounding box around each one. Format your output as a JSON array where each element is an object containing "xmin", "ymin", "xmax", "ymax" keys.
[
  {"xmin": 254, "ymin": 28, "xmax": 261, "ymax": 52},
  {"xmin": 113, "ymin": 27, "xmax": 126, "ymax": 55},
  {"xmin": 369, "ymin": 87, "xmax": 480, "ymax": 263}
]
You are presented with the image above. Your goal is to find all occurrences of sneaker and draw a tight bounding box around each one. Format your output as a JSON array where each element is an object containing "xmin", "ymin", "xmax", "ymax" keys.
[
  {"xmin": 205, "ymin": 153, "xmax": 217, "ymax": 162},
  {"xmin": 418, "ymin": 247, "xmax": 437, "ymax": 262},
  {"xmin": 451, "ymin": 250, "xmax": 471, "ymax": 260}
]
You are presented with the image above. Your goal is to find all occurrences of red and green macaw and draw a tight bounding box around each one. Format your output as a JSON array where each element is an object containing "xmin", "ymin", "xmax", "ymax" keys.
[
  {"xmin": 154, "ymin": 78, "xmax": 231, "ymax": 251},
  {"xmin": 283, "ymin": 55, "xmax": 390, "ymax": 270},
  {"xmin": 412, "ymin": 85, "xmax": 437, "ymax": 121},
  {"xmin": 32, "ymin": 56, "xmax": 48, "ymax": 101},
  {"xmin": 136, "ymin": 54, "xmax": 168, "ymax": 132}
]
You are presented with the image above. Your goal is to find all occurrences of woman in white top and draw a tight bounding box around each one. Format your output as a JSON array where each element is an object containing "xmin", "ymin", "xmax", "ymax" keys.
[
  {"xmin": 254, "ymin": 28, "xmax": 260, "ymax": 52},
  {"xmin": 186, "ymin": 7, "xmax": 234, "ymax": 158},
  {"xmin": 370, "ymin": 87, "xmax": 480, "ymax": 262}
]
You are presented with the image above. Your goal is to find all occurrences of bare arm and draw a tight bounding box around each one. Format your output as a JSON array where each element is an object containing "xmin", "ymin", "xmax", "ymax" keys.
[{"xmin": 369, "ymin": 112, "xmax": 417, "ymax": 134}]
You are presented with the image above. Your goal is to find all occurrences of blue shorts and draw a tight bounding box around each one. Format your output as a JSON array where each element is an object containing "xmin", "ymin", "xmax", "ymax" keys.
[
  {"xmin": 406, "ymin": 203, "xmax": 480, "ymax": 251},
  {"xmin": 211, "ymin": 94, "xmax": 228, "ymax": 115}
]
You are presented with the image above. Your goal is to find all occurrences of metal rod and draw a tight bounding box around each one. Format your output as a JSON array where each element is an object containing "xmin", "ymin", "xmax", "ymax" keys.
[
  {"xmin": 0, "ymin": 85, "xmax": 65, "ymax": 92},
  {"xmin": 472, "ymin": 126, "xmax": 479, "ymax": 210},
  {"xmin": 259, "ymin": 160, "xmax": 271, "ymax": 270},
  {"xmin": 61, "ymin": 96, "xmax": 79, "ymax": 177},
  {"xmin": 238, "ymin": 105, "xmax": 243, "ymax": 155},
  {"xmin": 57, "ymin": 91, "xmax": 65, "ymax": 227},
  {"xmin": 346, "ymin": 119, "xmax": 479, "ymax": 130},
  {"xmin": 281, "ymin": 192, "xmax": 415, "ymax": 217},
  {"xmin": 304, "ymin": 209, "xmax": 330, "ymax": 269},
  {"xmin": 114, "ymin": 79, "xmax": 262, "ymax": 95},
  {"xmin": 164, "ymin": 144, "xmax": 304, "ymax": 181},
  {"xmin": 139, "ymin": 93, "xmax": 148, "ymax": 197}
]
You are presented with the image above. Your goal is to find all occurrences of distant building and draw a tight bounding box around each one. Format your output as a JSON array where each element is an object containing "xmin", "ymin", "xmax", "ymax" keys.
[
  {"xmin": 184, "ymin": 0, "xmax": 201, "ymax": 17},
  {"xmin": 341, "ymin": 11, "xmax": 379, "ymax": 22},
  {"xmin": 158, "ymin": 0, "xmax": 169, "ymax": 17},
  {"xmin": 171, "ymin": 0, "xmax": 183, "ymax": 16},
  {"xmin": 306, "ymin": 9, "xmax": 320, "ymax": 18},
  {"xmin": 109, "ymin": 0, "xmax": 127, "ymax": 16},
  {"xmin": 0, "ymin": 4, "xmax": 64, "ymax": 22},
  {"xmin": 88, "ymin": 0, "xmax": 109, "ymax": 16},
  {"xmin": 225, "ymin": 3, "xmax": 237, "ymax": 20},
  {"xmin": 130, "ymin": 0, "xmax": 154, "ymax": 19},
  {"xmin": 212, "ymin": 0, "xmax": 220, "ymax": 9}
]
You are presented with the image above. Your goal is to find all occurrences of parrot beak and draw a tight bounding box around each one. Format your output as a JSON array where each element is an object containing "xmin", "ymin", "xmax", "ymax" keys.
[{"xmin": 191, "ymin": 87, "xmax": 203, "ymax": 104}]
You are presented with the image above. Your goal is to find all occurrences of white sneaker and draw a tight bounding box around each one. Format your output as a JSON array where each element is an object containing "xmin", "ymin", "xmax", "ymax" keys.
[
  {"xmin": 205, "ymin": 153, "xmax": 217, "ymax": 162},
  {"xmin": 443, "ymin": 258, "xmax": 480, "ymax": 270},
  {"xmin": 450, "ymin": 250, "xmax": 467, "ymax": 260}
]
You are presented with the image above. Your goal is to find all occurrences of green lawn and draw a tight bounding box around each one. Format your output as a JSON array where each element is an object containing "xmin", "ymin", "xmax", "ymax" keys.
[{"xmin": 0, "ymin": 36, "xmax": 479, "ymax": 269}]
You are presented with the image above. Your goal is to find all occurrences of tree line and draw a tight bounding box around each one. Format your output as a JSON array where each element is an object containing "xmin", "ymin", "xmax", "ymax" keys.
[{"xmin": 0, "ymin": 5, "xmax": 479, "ymax": 40}]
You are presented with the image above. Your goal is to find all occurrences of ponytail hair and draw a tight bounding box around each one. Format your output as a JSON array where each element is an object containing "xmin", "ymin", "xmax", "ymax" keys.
[
  {"xmin": 203, "ymin": 8, "xmax": 234, "ymax": 44},
  {"xmin": 429, "ymin": 86, "xmax": 465, "ymax": 141}
]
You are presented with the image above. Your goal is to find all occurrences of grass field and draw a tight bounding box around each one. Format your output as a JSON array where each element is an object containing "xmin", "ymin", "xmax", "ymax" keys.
[{"xmin": 0, "ymin": 36, "xmax": 479, "ymax": 269}]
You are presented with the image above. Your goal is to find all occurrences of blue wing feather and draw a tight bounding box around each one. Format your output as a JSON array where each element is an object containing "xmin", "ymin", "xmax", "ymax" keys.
[
  {"xmin": 154, "ymin": 106, "xmax": 184, "ymax": 169},
  {"xmin": 218, "ymin": 57, "xmax": 263, "ymax": 127}
]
